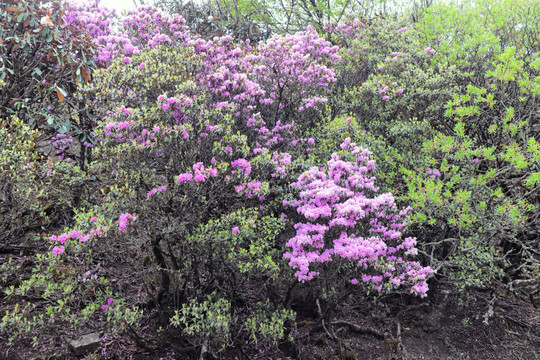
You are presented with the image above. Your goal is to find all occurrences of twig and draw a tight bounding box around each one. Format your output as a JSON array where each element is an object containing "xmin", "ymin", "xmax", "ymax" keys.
[{"xmin": 316, "ymin": 298, "xmax": 336, "ymax": 340}]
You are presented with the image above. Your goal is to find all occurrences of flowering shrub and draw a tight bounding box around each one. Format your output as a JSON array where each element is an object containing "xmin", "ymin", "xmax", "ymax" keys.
[
  {"xmin": 285, "ymin": 138, "xmax": 434, "ymax": 297},
  {"xmin": 0, "ymin": 16, "xmax": 429, "ymax": 355},
  {"xmin": 67, "ymin": 1, "xmax": 189, "ymax": 65},
  {"xmin": 8, "ymin": 1, "xmax": 539, "ymax": 358}
]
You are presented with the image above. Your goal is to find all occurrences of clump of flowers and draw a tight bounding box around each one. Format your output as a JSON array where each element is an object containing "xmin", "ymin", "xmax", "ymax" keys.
[
  {"xmin": 284, "ymin": 138, "xmax": 435, "ymax": 297},
  {"xmin": 118, "ymin": 213, "xmax": 135, "ymax": 232}
]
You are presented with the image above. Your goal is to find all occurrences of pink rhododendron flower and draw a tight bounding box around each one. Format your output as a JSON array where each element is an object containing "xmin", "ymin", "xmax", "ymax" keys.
[
  {"xmin": 57, "ymin": 234, "xmax": 68, "ymax": 244},
  {"xmin": 118, "ymin": 213, "xmax": 134, "ymax": 232},
  {"xmin": 177, "ymin": 173, "xmax": 193, "ymax": 183},
  {"xmin": 232, "ymin": 227, "xmax": 239, "ymax": 234},
  {"xmin": 194, "ymin": 173, "xmax": 206, "ymax": 182},
  {"xmin": 231, "ymin": 158, "xmax": 252, "ymax": 175},
  {"xmin": 52, "ymin": 246, "xmax": 64, "ymax": 255},
  {"xmin": 147, "ymin": 185, "xmax": 167, "ymax": 199}
]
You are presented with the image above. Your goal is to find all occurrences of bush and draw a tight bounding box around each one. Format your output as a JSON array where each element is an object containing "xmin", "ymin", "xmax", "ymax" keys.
[
  {"xmin": 0, "ymin": 0, "xmax": 98, "ymax": 156},
  {"xmin": 327, "ymin": 8, "xmax": 539, "ymax": 303},
  {"xmin": 0, "ymin": 116, "xmax": 86, "ymax": 246}
]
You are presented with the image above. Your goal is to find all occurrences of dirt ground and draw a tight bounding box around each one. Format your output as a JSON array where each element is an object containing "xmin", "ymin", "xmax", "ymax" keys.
[{"xmin": 1, "ymin": 250, "xmax": 539, "ymax": 360}]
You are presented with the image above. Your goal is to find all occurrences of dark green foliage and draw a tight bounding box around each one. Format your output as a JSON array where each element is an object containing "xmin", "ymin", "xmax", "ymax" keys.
[{"xmin": 0, "ymin": 0, "xmax": 98, "ymax": 164}]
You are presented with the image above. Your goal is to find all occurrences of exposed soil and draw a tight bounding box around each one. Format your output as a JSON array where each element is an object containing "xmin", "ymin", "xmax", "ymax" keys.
[{"xmin": 2, "ymin": 273, "xmax": 539, "ymax": 360}]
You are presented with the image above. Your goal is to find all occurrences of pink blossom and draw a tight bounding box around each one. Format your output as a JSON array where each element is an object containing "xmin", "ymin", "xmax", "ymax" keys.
[
  {"xmin": 177, "ymin": 173, "xmax": 193, "ymax": 183},
  {"xmin": 231, "ymin": 158, "xmax": 252, "ymax": 176},
  {"xmin": 52, "ymin": 246, "xmax": 64, "ymax": 256},
  {"xmin": 232, "ymin": 226, "xmax": 239, "ymax": 234},
  {"xmin": 57, "ymin": 234, "xmax": 68, "ymax": 244},
  {"xmin": 194, "ymin": 173, "xmax": 206, "ymax": 182},
  {"xmin": 118, "ymin": 213, "xmax": 134, "ymax": 232}
]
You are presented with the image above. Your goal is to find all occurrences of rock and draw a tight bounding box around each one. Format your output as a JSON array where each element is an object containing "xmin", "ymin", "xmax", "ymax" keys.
[{"xmin": 69, "ymin": 332, "xmax": 101, "ymax": 356}]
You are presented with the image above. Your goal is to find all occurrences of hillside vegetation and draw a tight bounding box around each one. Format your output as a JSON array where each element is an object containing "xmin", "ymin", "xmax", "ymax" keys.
[{"xmin": 0, "ymin": 0, "xmax": 538, "ymax": 359}]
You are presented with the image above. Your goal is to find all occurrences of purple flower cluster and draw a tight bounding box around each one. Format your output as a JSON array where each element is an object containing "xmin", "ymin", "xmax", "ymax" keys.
[
  {"xmin": 284, "ymin": 139, "xmax": 435, "ymax": 296},
  {"xmin": 176, "ymin": 162, "xmax": 218, "ymax": 185},
  {"xmin": 425, "ymin": 168, "xmax": 441, "ymax": 178},
  {"xmin": 118, "ymin": 213, "xmax": 135, "ymax": 232},
  {"xmin": 49, "ymin": 212, "xmax": 135, "ymax": 256},
  {"xmin": 147, "ymin": 185, "xmax": 167, "ymax": 200}
]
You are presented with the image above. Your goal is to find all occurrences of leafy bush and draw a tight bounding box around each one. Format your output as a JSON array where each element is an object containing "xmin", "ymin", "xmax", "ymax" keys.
[
  {"xmin": 0, "ymin": 0, "xmax": 98, "ymax": 150},
  {"xmin": 327, "ymin": 9, "xmax": 539, "ymax": 303},
  {"xmin": 8, "ymin": 1, "xmax": 538, "ymax": 358},
  {"xmin": 0, "ymin": 116, "xmax": 87, "ymax": 246}
]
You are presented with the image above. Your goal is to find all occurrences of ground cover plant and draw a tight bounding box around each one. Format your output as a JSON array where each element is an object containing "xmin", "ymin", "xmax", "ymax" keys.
[{"xmin": 1, "ymin": 0, "xmax": 539, "ymax": 359}]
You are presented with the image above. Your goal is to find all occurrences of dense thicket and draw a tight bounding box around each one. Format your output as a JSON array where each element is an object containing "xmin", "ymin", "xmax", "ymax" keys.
[{"xmin": 1, "ymin": 0, "xmax": 538, "ymax": 359}]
